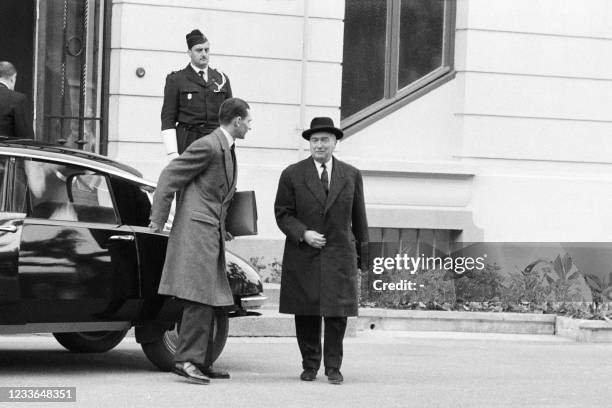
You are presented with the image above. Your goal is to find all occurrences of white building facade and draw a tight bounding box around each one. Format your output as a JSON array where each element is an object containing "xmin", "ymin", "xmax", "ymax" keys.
[{"xmin": 8, "ymin": 0, "xmax": 610, "ymax": 259}]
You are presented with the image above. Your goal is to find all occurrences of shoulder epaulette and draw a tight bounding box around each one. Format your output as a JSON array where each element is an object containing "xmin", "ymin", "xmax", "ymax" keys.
[{"xmin": 210, "ymin": 66, "xmax": 228, "ymax": 78}]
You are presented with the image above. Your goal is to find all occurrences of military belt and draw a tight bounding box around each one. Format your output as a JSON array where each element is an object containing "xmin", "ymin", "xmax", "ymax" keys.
[{"xmin": 177, "ymin": 123, "xmax": 215, "ymax": 134}]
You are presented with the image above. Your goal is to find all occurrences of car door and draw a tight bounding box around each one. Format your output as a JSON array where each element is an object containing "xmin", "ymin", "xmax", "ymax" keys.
[
  {"xmin": 0, "ymin": 156, "xmax": 26, "ymax": 324},
  {"xmin": 11, "ymin": 157, "xmax": 141, "ymax": 323},
  {"xmin": 108, "ymin": 176, "xmax": 167, "ymax": 304}
]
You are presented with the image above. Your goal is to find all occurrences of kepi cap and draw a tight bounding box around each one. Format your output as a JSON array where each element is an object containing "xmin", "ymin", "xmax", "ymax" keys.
[{"xmin": 186, "ymin": 29, "xmax": 207, "ymax": 49}]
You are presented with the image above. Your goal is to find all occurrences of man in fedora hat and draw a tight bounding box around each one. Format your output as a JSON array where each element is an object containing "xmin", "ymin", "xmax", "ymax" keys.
[
  {"xmin": 274, "ymin": 117, "xmax": 368, "ymax": 384},
  {"xmin": 160, "ymin": 29, "xmax": 233, "ymax": 160}
]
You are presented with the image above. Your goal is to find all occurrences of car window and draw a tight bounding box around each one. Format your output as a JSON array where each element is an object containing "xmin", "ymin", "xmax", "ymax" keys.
[
  {"xmin": 109, "ymin": 176, "xmax": 153, "ymax": 227},
  {"xmin": 14, "ymin": 158, "xmax": 119, "ymax": 224}
]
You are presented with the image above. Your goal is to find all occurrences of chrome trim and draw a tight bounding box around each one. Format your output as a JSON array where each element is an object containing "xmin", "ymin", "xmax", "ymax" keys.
[
  {"xmin": 0, "ymin": 321, "xmax": 131, "ymax": 334},
  {"xmin": 108, "ymin": 235, "xmax": 135, "ymax": 241},
  {"xmin": 240, "ymin": 295, "xmax": 267, "ymax": 309},
  {"xmin": 0, "ymin": 226, "xmax": 18, "ymax": 233},
  {"xmin": 0, "ymin": 148, "xmax": 156, "ymax": 187}
]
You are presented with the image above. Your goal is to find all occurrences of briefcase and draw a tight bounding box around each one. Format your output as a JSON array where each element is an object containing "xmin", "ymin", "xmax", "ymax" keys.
[{"xmin": 226, "ymin": 191, "xmax": 258, "ymax": 236}]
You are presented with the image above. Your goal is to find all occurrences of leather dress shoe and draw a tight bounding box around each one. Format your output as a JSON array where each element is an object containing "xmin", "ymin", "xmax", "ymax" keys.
[
  {"xmin": 172, "ymin": 362, "xmax": 210, "ymax": 384},
  {"xmin": 300, "ymin": 368, "xmax": 317, "ymax": 381},
  {"xmin": 326, "ymin": 368, "xmax": 343, "ymax": 384},
  {"xmin": 201, "ymin": 366, "xmax": 230, "ymax": 379}
]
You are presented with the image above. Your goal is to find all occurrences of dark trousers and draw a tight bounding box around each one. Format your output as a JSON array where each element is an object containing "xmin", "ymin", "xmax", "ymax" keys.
[
  {"xmin": 294, "ymin": 315, "xmax": 347, "ymax": 371},
  {"xmin": 176, "ymin": 126, "xmax": 213, "ymax": 154},
  {"xmin": 173, "ymin": 299, "xmax": 217, "ymax": 367}
]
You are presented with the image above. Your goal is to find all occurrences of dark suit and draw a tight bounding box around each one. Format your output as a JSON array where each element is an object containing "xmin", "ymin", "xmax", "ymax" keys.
[
  {"xmin": 0, "ymin": 83, "xmax": 34, "ymax": 139},
  {"xmin": 161, "ymin": 65, "xmax": 232, "ymax": 153},
  {"xmin": 150, "ymin": 128, "xmax": 236, "ymax": 365},
  {"xmin": 274, "ymin": 156, "xmax": 368, "ymax": 371}
]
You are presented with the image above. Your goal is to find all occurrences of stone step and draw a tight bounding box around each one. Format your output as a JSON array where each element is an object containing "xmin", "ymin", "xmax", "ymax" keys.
[
  {"xmin": 556, "ymin": 316, "xmax": 612, "ymax": 342},
  {"xmin": 230, "ymin": 308, "xmax": 555, "ymax": 337},
  {"xmin": 358, "ymin": 308, "xmax": 556, "ymax": 335},
  {"xmin": 254, "ymin": 286, "xmax": 556, "ymax": 336},
  {"xmin": 262, "ymin": 283, "xmax": 280, "ymax": 305},
  {"xmin": 229, "ymin": 309, "xmax": 358, "ymax": 337}
]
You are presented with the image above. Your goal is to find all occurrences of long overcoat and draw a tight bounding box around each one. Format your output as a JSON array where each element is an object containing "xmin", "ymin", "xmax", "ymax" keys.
[
  {"xmin": 150, "ymin": 128, "xmax": 236, "ymax": 306},
  {"xmin": 274, "ymin": 157, "xmax": 368, "ymax": 316}
]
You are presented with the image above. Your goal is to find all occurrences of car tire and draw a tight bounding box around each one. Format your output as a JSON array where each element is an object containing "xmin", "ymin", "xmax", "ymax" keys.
[
  {"xmin": 141, "ymin": 311, "xmax": 229, "ymax": 371},
  {"xmin": 53, "ymin": 330, "xmax": 129, "ymax": 353}
]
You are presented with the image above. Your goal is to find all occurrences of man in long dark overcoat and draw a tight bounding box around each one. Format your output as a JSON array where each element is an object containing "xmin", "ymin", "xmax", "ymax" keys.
[
  {"xmin": 149, "ymin": 98, "xmax": 252, "ymax": 384},
  {"xmin": 274, "ymin": 117, "xmax": 368, "ymax": 384}
]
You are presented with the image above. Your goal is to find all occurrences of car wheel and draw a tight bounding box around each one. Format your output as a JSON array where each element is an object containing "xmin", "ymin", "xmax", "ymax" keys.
[
  {"xmin": 53, "ymin": 330, "xmax": 129, "ymax": 353},
  {"xmin": 141, "ymin": 311, "xmax": 229, "ymax": 371}
]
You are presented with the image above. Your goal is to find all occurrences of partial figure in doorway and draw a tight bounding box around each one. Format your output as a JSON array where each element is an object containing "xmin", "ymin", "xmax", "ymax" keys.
[{"xmin": 0, "ymin": 61, "xmax": 34, "ymax": 139}]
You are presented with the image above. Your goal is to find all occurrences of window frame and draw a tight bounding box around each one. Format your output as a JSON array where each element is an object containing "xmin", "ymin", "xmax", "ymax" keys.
[
  {"xmin": 108, "ymin": 175, "xmax": 155, "ymax": 228},
  {"xmin": 341, "ymin": 0, "xmax": 456, "ymax": 134},
  {"xmin": 0, "ymin": 157, "xmax": 9, "ymax": 212}
]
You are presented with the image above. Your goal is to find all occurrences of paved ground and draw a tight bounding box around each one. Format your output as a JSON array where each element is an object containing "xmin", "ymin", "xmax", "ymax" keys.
[{"xmin": 0, "ymin": 331, "xmax": 611, "ymax": 408}]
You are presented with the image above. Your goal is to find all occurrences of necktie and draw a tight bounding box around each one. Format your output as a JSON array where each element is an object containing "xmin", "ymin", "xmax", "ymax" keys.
[
  {"xmin": 321, "ymin": 163, "xmax": 329, "ymax": 196},
  {"xmin": 198, "ymin": 70, "xmax": 206, "ymax": 82},
  {"xmin": 230, "ymin": 144, "xmax": 236, "ymax": 183}
]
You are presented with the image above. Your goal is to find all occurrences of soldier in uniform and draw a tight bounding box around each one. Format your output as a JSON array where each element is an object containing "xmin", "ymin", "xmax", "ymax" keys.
[{"xmin": 160, "ymin": 29, "xmax": 233, "ymax": 160}]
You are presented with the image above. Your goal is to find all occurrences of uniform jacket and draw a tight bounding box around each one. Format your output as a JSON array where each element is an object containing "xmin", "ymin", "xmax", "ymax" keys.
[
  {"xmin": 160, "ymin": 65, "xmax": 232, "ymax": 135},
  {"xmin": 0, "ymin": 83, "xmax": 34, "ymax": 138},
  {"xmin": 150, "ymin": 128, "xmax": 237, "ymax": 306},
  {"xmin": 274, "ymin": 157, "xmax": 369, "ymax": 316}
]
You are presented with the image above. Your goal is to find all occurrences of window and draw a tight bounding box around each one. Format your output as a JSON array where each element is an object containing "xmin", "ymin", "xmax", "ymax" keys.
[
  {"xmin": 109, "ymin": 177, "xmax": 154, "ymax": 227},
  {"xmin": 35, "ymin": 0, "xmax": 109, "ymax": 153},
  {"xmin": 14, "ymin": 159, "xmax": 118, "ymax": 224},
  {"xmin": 341, "ymin": 0, "xmax": 455, "ymax": 127}
]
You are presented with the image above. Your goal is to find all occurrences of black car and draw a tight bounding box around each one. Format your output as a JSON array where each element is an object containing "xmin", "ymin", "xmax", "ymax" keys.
[{"xmin": 0, "ymin": 138, "xmax": 265, "ymax": 370}]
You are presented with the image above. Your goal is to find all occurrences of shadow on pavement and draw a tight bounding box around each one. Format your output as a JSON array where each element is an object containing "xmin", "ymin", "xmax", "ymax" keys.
[{"xmin": 0, "ymin": 348, "xmax": 155, "ymax": 375}]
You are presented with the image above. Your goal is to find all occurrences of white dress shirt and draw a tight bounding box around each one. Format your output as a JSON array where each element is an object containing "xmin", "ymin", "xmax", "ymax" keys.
[
  {"xmin": 219, "ymin": 127, "xmax": 234, "ymax": 148},
  {"xmin": 190, "ymin": 64, "xmax": 208, "ymax": 82},
  {"xmin": 313, "ymin": 158, "xmax": 332, "ymax": 188}
]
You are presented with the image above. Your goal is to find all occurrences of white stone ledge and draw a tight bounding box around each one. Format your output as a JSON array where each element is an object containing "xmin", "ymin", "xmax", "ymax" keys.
[
  {"xmin": 358, "ymin": 308, "xmax": 555, "ymax": 334},
  {"xmin": 359, "ymin": 308, "xmax": 555, "ymax": 322},
  {"xmin": 556, "ymin": 316, "xmax": 612, "ymax": 342},
  {"xmin": 342, "ymin": 158, "xmax": 478, "ymax": 178}
]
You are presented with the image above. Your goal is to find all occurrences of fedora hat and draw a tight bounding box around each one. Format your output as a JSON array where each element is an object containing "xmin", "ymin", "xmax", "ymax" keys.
[{"xmin": 302, "ymin": 117, "xmax": 344, "ymax": 140}]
